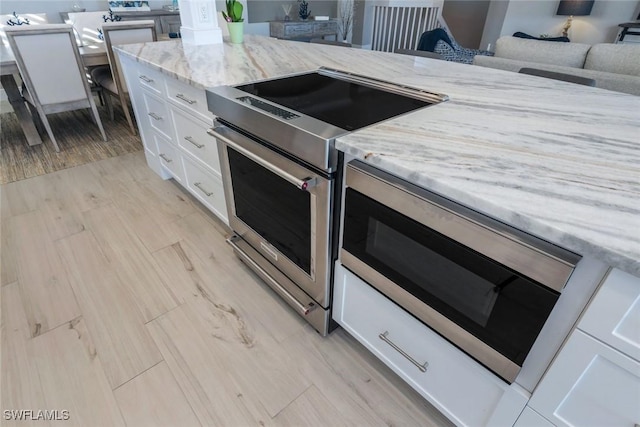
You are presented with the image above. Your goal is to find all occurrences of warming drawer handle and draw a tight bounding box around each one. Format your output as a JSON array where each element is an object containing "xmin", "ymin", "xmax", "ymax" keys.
[
  {"xmin": 226, "ymin": 236, "xmax": 316, "ymax": 316},
  {"xmin": 207, "ymin": 127, "xmax": 316, "ymax": 192},
  {"xmin": 379, "ymin": 331, "xmax": 428, "ymax": 373}
]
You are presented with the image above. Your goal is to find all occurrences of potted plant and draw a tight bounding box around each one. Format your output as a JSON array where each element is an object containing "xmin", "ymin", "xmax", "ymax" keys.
[
  {"xmin": 298, "ymin": 0, "xmax": 311, "ymax": 21},
  {"xmin": 222, "ymin": 0, "xmax": 244, "ymax": 43}
]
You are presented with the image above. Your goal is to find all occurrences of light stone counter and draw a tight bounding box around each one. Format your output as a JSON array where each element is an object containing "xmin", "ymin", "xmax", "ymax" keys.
[{"xmin": 116, "ymin": 35, "xmax": 640, "ymax": 277}]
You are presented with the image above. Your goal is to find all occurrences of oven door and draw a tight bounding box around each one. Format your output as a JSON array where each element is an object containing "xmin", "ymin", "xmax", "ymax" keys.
[
  {"xmin": 211, "ymin": 123, "xmax": 333, "ymax": 308},
  {"xmin": 340, "ymin": 161, "xmax": 579, "ymax": 383}
]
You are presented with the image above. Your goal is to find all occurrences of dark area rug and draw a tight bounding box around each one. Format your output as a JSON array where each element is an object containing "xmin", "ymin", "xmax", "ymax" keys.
[{"xmin": 0, "ymin": 104, "xmax": 143, "ymax": 184}]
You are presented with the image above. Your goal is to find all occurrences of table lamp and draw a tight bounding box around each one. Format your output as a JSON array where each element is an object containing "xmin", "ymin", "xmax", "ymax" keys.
[{"xmin": 557, "ymin": 0, "xmax": 595, "ymax": 37}]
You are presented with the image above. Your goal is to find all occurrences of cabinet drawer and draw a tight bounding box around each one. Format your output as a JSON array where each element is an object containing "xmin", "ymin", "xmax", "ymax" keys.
[
  {"xmin": 313, "ymin": 21, "xmax": 337, "ymax": 34},
  {"xmin": 333, "ymin": 264, "xmax": 528, "ymax": 427},
  {"xmin": 285, "ymin": 23, "xmax": 313, "ymax": 37},
  {"xmin": 142, "ymin": 91, "xmax": 173, "ymax": 139},
  {"xmin": 529, "ymin": 330, "xmax": 640, "ymax": 427},
  {"xmin": 155, "ymin": 133, "xmax": 184, "ymax": 183},
  {"xmin": 579, "ymin": 268, "xmax": 640, "ymax": 361},
  {"xmin": 135, "ymin": 64, "xmax": 165, "ymax": 96},
  {"xmin": 171, "ymin": 107, "xmax": 220, "ymax": 175},
  {"xmin": 183, "ymin": 156, "xmax": 228, "ymax": 224},
  {"xmin": 165, "ymin": 77, "xmax": 211, "ymax": 123}
]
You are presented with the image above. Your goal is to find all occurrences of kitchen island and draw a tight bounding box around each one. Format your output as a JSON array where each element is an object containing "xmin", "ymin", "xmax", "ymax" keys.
[
  {"xmin": 115, "ymin": 35, "xmax": 640, "ymax": 426},
  {"xmin": 115, "ymin": 35, "xmax": 639, "ymax": 277}
]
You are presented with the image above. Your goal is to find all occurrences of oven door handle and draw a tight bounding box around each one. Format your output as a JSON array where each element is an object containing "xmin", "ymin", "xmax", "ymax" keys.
[{"xmin": 208, "ymin": 126, "xmax": 316, "ymax": 191}]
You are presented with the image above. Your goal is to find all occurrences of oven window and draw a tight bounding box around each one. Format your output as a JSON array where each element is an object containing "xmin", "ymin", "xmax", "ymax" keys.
[
  {"xmin": 343, "ymin": 188, "xmax": 559, "ymax": 366},
  {"xmin": 228, "ymin": 148, "xmax": 311, "ymax": 275}
]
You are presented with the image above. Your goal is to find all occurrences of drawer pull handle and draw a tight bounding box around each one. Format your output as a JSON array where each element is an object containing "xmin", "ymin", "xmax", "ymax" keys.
[
  {"xmin": 148, "ymin": 112, "xmax": 162, "ymax": 121},
  {"xmin": 185, "ymin": 136, "xmax": 204, "ymax": 149},
  {"xmin": 379, "ymin": 331, "xmax": 428, "ymax": 373},
  {"xmin": 176, "ymin": 93, "xmax": 197, "ymax": 104},
  {"xmin": 194, "ymin": 182, "xmax": 213, "ymax": 196},
  {"xmin": 139, "ymin": 75, "xmax": 153, "ymax": 83},
  {"xmin": 159, "ymin": 153, "xmax": 173, "ymax": 163}
]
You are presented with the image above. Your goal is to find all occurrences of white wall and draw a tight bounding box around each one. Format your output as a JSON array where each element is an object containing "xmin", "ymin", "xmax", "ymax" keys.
[{"xmin": 481, "ymin": 0, "xmax": 639, "ymax": 47}]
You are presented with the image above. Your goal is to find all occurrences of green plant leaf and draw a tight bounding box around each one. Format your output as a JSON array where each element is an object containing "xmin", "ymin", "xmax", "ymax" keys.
[{"xmin": 232, "ymin": 1, "xmax": 243, "ymax": 21}]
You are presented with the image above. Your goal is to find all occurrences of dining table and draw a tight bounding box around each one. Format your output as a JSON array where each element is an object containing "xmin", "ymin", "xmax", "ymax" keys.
[{"xmin": 0, "ymin": 41, "xmax": 108, "ymax": 147}]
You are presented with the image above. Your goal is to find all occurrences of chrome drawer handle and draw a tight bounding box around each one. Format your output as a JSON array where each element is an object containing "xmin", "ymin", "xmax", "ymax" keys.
[
  {"xmin": 148, "ymin": 112, "xmax": 162, "ymax": 121},
  {"xmin": 184, "ymin": 136, "xmax": 204, "ymax": 149},
  {"xmin": 379, "ymin": 331, "xmax": 428, "ymax": 373},
  {"xmin": 176, "ymin": 93, "xmax": 197, "ymax": 104},
  {"xmin": 139, "ymin": 75, "xmax": 153, "ymax": 83},
  {"xmin": 159, "ymin": 153, "xmax": 172, "ymax": 163},
  {"xmin": 194, "ymin": 182, "xmax": 213, "ymax": 196}
]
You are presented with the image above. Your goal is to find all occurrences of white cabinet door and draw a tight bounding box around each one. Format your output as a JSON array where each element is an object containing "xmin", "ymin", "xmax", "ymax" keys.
[
  {"xmin": 579, "ymin": 268, "xmax": 640, "ymax": 361},
  {"xmin": 529, "ymin": 330, "xmax": 640, "ymax": 426}
]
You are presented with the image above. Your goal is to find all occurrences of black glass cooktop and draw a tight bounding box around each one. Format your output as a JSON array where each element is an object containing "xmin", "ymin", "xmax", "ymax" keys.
[{"xmin": 235, "ymin": 72, "xmax": 435, "ymax": 131}]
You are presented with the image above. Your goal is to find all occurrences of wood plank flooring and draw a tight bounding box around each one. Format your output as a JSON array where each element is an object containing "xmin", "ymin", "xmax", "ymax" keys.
[
  {"xmin": 0, "ymin": 151, "xmax": 453, "ymax": 426},
  {"xmin": 0, "ymin": 104, "xmax": 142, "ymax": 185}
]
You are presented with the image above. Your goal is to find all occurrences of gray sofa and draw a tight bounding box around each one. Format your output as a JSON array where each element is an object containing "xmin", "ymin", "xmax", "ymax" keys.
[{"xmin": 473, "ymin": 36, "xmax": 640, "ymax": 96}]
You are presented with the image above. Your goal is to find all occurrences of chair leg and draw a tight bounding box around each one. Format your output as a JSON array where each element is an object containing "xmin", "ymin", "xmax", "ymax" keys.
[
  {"xmin": 119, "ymin": 92, "xmax": 137, "ymax": 136},
  {"xmin": 25, "ymin": 101, "xmax": 45, "ymax": 134},
  {"xmin": 88, "ymin": 97, "xmax": 107, "ymax": 142},
  {"xmin": 104, "ymin": 92, "xmax": 114, "ymax": 121},
  {"xmin": 92, "ymin": 86, "xmax": 105, "ymax": 106},
  {"xmin": 35, "ymin": 106, "xmax": 60, "ymax": 152}
]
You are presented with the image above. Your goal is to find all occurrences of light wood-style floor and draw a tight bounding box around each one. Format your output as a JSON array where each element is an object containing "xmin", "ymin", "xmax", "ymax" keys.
[{"xmin": 0, "ymin": 151, "xmax": 453, "ymax": 427}]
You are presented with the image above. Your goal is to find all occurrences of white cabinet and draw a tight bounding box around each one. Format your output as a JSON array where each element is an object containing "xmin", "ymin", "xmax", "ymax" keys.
[
  {"xmin": 165, "ymin": 77, "xmax": 211, "ymax": 123},
  {"xmin": 527, "ymin": 268, "xmax": 640, "ymax": 427},
  {"xmin": 155, "ymin": 133, "xmax": 185, "ymax": 183},
  {"xmin": 578, "ymin": 268, "xmax": 640, "ymax": 361},
  {"xmin": 171, "ymin": 107, "xmax": 221, "ymax": 174},
  {"xmin": 333, "ymin": 262, "xmax": 529, "ymax": 427},
  {"xmin": 528, "ymin": 330, "xmax": 640, "ymax": 426},
  {"xmin": 142, "ymin": 91, "xmax": 173, "ymax": 139},
  {"xmin": 118, "ymin": 54, "xmax": 228, "ymax": 225},
  {"xmin": 121, "ymin": 55, "xmax": 170, "ymax": 178},
  {"xmin": 182, "ymin": 156, "xmax": 228, "ymax": 223}
]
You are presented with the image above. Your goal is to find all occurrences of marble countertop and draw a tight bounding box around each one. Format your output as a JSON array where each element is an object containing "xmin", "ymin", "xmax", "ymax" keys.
[{"xmin": 115, "ymin": 35, "xmax": 640, "ymax": 277}]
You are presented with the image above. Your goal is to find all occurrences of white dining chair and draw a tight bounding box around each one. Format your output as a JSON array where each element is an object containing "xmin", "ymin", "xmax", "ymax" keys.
[
  {"xmin": 0, "ymin": 13, "xmax": 49, "ymax": 45},
  {"xmin": 65, "ymin": 11, "xmax": 109, "ymax": 46},
  {"xmin": 5, "ymin": 24, "xmax": 107, "ymax": 152},
  {"xmin": 90, "ymin": 20, "xmax": 156, "ymax": 135}
]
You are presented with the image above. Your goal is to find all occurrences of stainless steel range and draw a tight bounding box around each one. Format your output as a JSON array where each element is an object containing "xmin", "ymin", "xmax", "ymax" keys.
[{"xmin": 206, "ymin": 67, "xmax": 447, "ymax": 334}]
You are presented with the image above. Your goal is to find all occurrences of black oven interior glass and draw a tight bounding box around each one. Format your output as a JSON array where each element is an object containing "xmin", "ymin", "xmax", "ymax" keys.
[
  {"xmin": 235, "ymin": 72, "xmax": 432, "ymax": 131},
  {"xmin": 228, "ymin": 148, "xmax": 312, "ymax": 275},
  {"xmin": 342, "ymin": 188, "xmax": 560, "ymax": 366}
]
